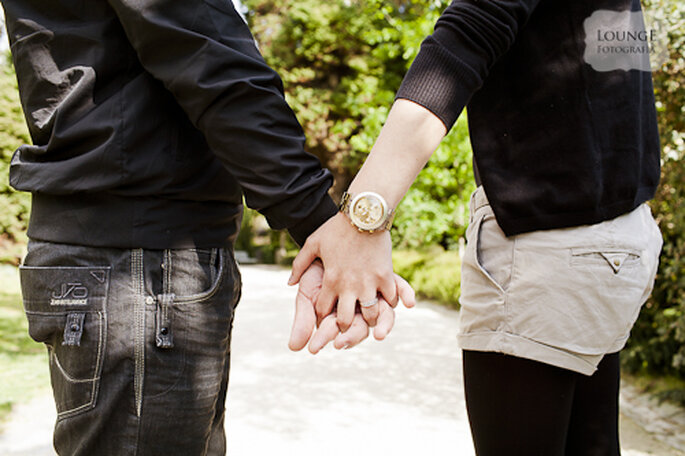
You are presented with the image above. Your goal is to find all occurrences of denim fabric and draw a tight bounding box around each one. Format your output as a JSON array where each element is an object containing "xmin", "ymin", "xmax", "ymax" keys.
[{"xmin": 20, "ymin": 240, "xmax": 241, "ymax": 455}]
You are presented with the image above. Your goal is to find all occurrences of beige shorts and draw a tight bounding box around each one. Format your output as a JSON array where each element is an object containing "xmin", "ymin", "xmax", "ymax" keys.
[{"xmin": 458, "ymin": 187, "xmax": 663, "ymax": 375}]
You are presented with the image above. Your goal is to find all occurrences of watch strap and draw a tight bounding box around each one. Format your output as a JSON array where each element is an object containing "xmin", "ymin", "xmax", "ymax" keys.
[
  {"xmin": 382, "ymin": 209, "xmax": 395, "ymax": 231},
  {"xmin": 338, "ymin": 191, "xmax": 352, "ymax": 214}
]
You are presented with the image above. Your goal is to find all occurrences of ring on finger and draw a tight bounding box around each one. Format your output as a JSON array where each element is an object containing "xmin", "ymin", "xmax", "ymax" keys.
[{"xmin": 359, "ymin": 297, "xmax": 379, "ymax": 308}]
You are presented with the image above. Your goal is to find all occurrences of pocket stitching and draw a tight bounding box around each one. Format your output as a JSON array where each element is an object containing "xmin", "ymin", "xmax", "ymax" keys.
[
  {"xmin": 174, "ymin": 249, "xmax": 225, "ymax": 304},
  {"xmin": 570, "ymin": 247, "xmax": 642, "ymax": 270},
  {"xmin": 20, "ymin": 266, "xmax": 109, "ymax": 420},
  {"xmin": 57, "ymin": 309, "xmax": 105, "ymax": 419},
  {"xmin": 570, "ymin": 247, "xmax": 641, "ymax": 256}
]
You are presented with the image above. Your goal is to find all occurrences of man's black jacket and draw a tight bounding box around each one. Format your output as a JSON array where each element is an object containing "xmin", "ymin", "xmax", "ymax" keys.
[{"xmin": 3, "ymin": 0, "xmax": 338, "ymax": 248}]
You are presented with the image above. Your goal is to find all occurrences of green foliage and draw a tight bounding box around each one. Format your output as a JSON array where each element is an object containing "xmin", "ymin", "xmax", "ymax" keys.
[
  {"xmin": 0, "ymin": 266, "xmax": 50, "ymax": 425},
  {"xmin": 234, "ymin": 205, "xmax": 256, "ymax": 255},
  {"xmin": 236, "ymin": 206, "xmax": 299, "ymax": 264},
  {"xmin": 0, "ymin": 62, "xmax": 30, "ymax": 265},
  {"xmin": 622, "ymin": 0, "xmax": 685, "ymax": 384},
  {"xmin": 393, "ymin": 248, "xmax": 461, "ymax": 307},
  {"xmin": 0, "ymin": 292, "xmax": 40, "ymax": 356},
  {"xmin": 244, "ymin": 0, "xmax": 473, "ymax": 249},
  {"xmin": 245, "ymin": 0, "xmax": 442, "ymax": 180},
  {"xmin": 626, "ymin": 155, "xmax": 685, "ymax": 379}
]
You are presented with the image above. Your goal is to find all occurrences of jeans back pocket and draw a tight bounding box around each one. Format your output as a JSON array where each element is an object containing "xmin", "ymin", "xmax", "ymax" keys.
[{"xmin": 19, "ymin": 266, "xmax": 110, "ymax": 419}]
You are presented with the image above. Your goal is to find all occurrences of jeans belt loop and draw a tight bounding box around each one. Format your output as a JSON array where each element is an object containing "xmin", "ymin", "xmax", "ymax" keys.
[{"xmin": 155, "ymin": 293, "xmax": 175, "ymax": 349}]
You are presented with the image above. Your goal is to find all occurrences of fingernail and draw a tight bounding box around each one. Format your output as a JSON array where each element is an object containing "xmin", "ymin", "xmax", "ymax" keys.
[
  {"xmin": 344, "ymin": 344, "xmax": 351, "ymax": 350},
  {"xmin": 287, "ymin": 274, "xmax": 294, "ymax": 286}
]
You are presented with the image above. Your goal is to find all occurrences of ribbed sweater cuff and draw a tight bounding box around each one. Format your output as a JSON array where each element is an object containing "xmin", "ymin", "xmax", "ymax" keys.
[
  {"xmin": 395, "ymin": 39, "xmax": 482, "ymax": 130},
  {"xmin": 287, "ymin": 195, "xmax": 338, "ymax": 247}
]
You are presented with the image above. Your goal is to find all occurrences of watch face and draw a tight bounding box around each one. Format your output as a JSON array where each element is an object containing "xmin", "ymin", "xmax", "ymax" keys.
[{"xmin": 350, "ymin": 192, "xmax": 387, "ymax": 230}]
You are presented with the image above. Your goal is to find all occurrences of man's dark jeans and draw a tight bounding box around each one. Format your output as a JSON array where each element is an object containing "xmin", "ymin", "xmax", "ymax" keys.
[{"xmin": 19, "ymin": 240, "xmax": 241, "ymax": 455}]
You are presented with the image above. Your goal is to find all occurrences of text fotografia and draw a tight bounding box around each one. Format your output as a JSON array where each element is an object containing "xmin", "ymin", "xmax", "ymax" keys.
[{"xmin": 596, "ymin": 28, "xmax": 658, "ymax": 54}]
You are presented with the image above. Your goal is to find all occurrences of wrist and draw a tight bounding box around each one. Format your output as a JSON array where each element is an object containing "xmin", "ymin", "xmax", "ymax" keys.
[
  {"xmin": 288, "ymin": 195, "xmax": 339, "ymax": 247},
  {"xmin": 338, "ymin": 190, "xmax": 395, "ymax": 233}
]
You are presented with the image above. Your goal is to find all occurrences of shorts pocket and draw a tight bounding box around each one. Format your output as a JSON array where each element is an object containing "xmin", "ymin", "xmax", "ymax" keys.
[
  {"xmin": 568, "ymin": 246, "xmax": 649, "ymax": 350},
  {"xmin": 570, "ymin": 247, "xmax": 642, "ymax": 272},
  {"xmin": 19, "ymin": 266, "xmax": 110, "ymax": 419},
  {"xmin": 459, "ymin": 210, "xmax": 511, "ymax": 333},
  {"xmin": 463, "ymin": 211, "xmax": 514, "ymax": 292},
  {"xmin": 475, "ymin": 214, "xmax": 515, "ymax": 292},
  {"xmin": 510, "ymin": 244, "xmax": 652, "ymax": 355}
]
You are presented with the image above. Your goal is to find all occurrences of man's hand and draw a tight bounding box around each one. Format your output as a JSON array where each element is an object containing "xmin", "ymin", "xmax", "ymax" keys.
[
  {"xmin": 288, "ymin": 260, "xmax": 416, "ymax": 353},
  {"xmin": 288, "ymin": 213, "xmax": 397, "ymax": 332}
]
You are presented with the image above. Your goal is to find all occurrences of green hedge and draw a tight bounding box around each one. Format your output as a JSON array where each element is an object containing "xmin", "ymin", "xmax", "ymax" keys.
[
  {"xmin": 0, "ymin": 62, "xmax": 31, "ymax": 265},
  {"xmin": 392, "ymin": 248, "xmax": 461, "ymax": 308},
  {"xmin": 621, "ymin": 0, "xmax": 685, "ymax": 400}
]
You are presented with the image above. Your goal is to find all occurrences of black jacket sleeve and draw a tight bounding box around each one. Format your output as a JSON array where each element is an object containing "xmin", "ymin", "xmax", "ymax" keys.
[
  {"xmin": 395, "ymin": 0, "xmax": 541, "ymax": 130},
  {"xmin": 107, "ymin": 0, "xmax": 337, "ymax": 245}
]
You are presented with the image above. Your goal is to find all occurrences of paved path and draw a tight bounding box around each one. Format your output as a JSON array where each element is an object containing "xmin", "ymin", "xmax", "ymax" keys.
[{"xmin": 0, "ymin": 264, "xmax": 683, "ymax": 455}]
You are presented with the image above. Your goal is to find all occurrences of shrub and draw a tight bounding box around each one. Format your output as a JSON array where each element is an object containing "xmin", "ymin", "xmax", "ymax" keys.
[
  {"xmin": 393, "ymin": 248, "xmax": 461, "ymax": 308},
  {"xmin": 0, "ymin": 62, "xmax": 31, "ymax": 265},
  {"xmin": 244, "ymin": 0, "xmax": 474, "ymax": 249},
  {"xmin": 622, "ymin": 0, "xmax": 685, "ymax": 387}
]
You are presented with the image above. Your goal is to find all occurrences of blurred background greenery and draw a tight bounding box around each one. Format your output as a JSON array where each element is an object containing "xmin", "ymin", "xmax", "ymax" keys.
[{"xmin": 0, "ymin": 0, "xmax": 683, "ymax": 422}]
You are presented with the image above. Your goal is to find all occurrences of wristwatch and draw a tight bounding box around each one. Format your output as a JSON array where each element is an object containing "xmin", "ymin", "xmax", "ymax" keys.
[{"xmin": 339, "ymin": 191, "xmax": 395, "ymax": 232}]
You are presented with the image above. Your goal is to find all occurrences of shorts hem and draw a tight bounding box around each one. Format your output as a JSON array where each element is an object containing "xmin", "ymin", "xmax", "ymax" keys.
[
  {"xmin": 607, "ymin": 335, "xmax": 629, "ymax": 354},
  {"xmin": 458, "ymin": 331, "xmax": 602, "ymax": 376}
]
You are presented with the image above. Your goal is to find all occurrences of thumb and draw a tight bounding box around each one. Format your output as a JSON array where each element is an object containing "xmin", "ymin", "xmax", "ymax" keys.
[{"xmin": 288, "ymin": 241, "xmax": 318, "ymax": 286}]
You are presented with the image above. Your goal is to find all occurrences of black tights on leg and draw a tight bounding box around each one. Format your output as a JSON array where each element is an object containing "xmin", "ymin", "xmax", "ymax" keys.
[
  {"xmin": 565, "ymin": 352, "xmax": 621, "ymax": 456},
  {"xmin": 462, "ymin": 350, "xmax": 620, "ymax": 456}
]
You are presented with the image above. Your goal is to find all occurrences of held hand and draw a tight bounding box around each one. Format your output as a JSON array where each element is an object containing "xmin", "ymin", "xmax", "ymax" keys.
[
  {"xmin": 289, "ymin": 99, "xmax": 443, "ymax": 335},
  {"xmin": 288, "ymin": 261, "xmax": 416, "ymax": 353},
  {"xmin": 289, "ymin": 213, "xmax": 397, "ymax": 331},
  {"xmin": 288, "ymin": 260, "xmax": 323, "ymax": 351}
]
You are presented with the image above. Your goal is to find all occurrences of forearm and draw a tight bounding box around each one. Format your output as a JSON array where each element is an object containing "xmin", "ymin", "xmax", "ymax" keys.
[
  {"xmin": 347, "ymin": 99, "xmax": 447, "ymax": 208},
  {"xmin": 395, "ymin": 0, "xmax": 541, "ymax": 130},
  {"xmin": 354, "ymin": 0, "xmax": 542, "ymax": 206},
  {"xmin": 108, "ymin": 0, "xmax": 336, "ymax": 244}
]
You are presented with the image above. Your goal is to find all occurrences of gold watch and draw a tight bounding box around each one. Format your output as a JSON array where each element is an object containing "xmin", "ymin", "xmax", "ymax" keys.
[{"xmin": 339, "ymin": 191, "xmax": 395, "ymax": 233}]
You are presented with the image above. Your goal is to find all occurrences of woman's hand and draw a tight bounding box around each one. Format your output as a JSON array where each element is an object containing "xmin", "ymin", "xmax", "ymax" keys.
[
  {"xmin": 288, "ymin": 260, "xmax": 416, "ymax": 353},
  {"xmin": 289, "ymin": 212, "xmax": 396, "ymax": 332}
]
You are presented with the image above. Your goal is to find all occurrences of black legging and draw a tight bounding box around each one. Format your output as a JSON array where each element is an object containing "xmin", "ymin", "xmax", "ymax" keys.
[{"xmin": 463, "ymin": 350, "xmax": 621, "ymax": 456}]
